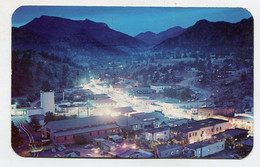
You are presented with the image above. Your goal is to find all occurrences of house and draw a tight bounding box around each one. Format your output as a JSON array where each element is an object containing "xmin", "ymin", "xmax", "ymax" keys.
[
  {"xmin": 155, "ymin": 144, "xmax": 183, "ymax": 158},
  {"xmin": 126, "ymin": 87, "xmax": 155, "ymax": 97},
  {"xmin": 118, "ymin": 149, "xmax": 153, "ymax": 158},
  {"xmin": 230, "ymin": 114, "xmax": 253, "ymax": 135},
  {"xmin": 41, "ymin": 116, "xmax": 121, "ymax": 145},
  {"xmin": 213, "ymin": 128, "xmax": 249, "ymax": 150},
  {"xmin": 115, "ymin": 115, "xmax": 143, "ymax": 131},
  {"xmin": 213, "ymin": 113, "xmax": 254, "ymax": 135},
  {"xmin": 145, "ymin": 127, "xmax": 170, "ymax": 142},
  {"xmin": 108, "ymin": 135, "xmax": 123, "ymax": 143},
  {"xmin": 131, "ymin": 111, "xmax": 170, "ymax": 128},
  {"xmin": 184, "ymin": 139, "xmax": 225, "ymax": 158},
  {"xmin": 93, "ymin": 138, "xmax": 119, "ymax": 152},
  {"xmin": 170, "ymin": 118, "xmax": 229, "ymax": 144},
  {"xmin": 56, "ymin": 104, "xmax": 89, "ymax": 117},
  {"xmin": 168, "ymin": 118, "xmax": 194, "ymax": 128},
  {"xmin": 150, "ymin": 83, "xmax": 172, "ymax": 93}
]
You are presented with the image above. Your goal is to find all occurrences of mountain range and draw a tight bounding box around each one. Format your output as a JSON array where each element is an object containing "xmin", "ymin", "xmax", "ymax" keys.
[
  {"xmin": 12, "ymin": 15, "xmax": 146, "ymax": 58},
  {"xmin": 153, "ymin": 17, "xmax": 253, "ymax": 51},
  {"xmin": 135, "ymin": 26, "xmax": 186, "ymax": 45},
  {"xmin": 12, "ymin": 15, "xmax": 253, "ymax": 59}
]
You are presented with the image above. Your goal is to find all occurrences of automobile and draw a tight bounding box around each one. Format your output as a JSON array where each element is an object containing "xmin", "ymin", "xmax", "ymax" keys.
[
  {"xmin": 233, "ymin": 154, "xmax": 242, "ymax": 159},
  {"xmin": 57, "ymin": 146, "xmax": 64, "ymax": 152},
  {"xmin": 84, "ymin": 144, "xmax": 94, "ymax": 149},
  {"xmin": 100, "ymin": 150, "xmax": 108, "ymax": 155},
  {"xmin": 53, "ymin": 154, "xmax": 61, "ymax": 157},
  {"xmin": 51, "ymin": 147, "xmax": 56, "ymax": 153},
  {"xmin": 60, "ymin": 145, "xmax": 66, "ymax": 150}
]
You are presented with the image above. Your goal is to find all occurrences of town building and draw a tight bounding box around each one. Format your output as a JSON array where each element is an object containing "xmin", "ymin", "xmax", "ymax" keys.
[
  {"xmin": 150, "ymin": 83, "xmax": 172, "ymax": 93},
  {"xmin": 114, "ymin": 115, "xmax": 143, "ymax": 131},
  {"xmin": 40, "ymin": 90, "xmax": 55, "ymax": 114},
  {"xmin": 41, "ymin": 116, "xmax": 121, "ymax": 145},
  {"xmin": 56, "ymin": 104, "xmax": 89, "ymax": 117},
  {"xmin": 145, "ymin": 127, "xmax": 170, "ymax": 142},
  {"xmin": 155, "ymin": 144, "xmax": 183, "ymax": 158},
  {"xmin": 109, "ymin": 144, "xmax": 153, "ymax": 158},
  {"xmin": 90, "ymin": 98, "xmax": 117, "ymax": 108},
  {"xmin": 93, "ymin": 138, "xmax": 119, "ymax": 152},
  {"xmin": 108, "ymin": 135, "xmax": 123, "ymax": 143},
  {"xmin": 131, "ymin": 111, "xmax": 170, "ymax": 128},
  {"xmin": 171, "ymin": 118, "xmax": 229, "ymax": 144},
  {"xmin": 184, "ymin": 139, "xmax": 225, "ymax": 158}
]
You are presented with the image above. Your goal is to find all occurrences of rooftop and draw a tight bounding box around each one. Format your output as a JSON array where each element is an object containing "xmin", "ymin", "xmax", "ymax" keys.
[
  {"xmin": 185, "ymin": 139, "xmax": 224, "ymax": 150},
  {"xmin": 146, "ymin": 127, "xmax": 170, "ymax": 133},
  {"xmin": 53, "ymin": 124, "xmax": 119, "ymax": 137},
  {"xmin": 90, "ymin": 98, "xmax": 117, "ymax": 104},
  {"xmin": 131, "ymin": 111, "xmax": 167, "ymax": 122},
  {"xmin": 45, "ymin": 116, "xmax": 117, "ymax": 131},
  {"xmin": 112, "ymin": 107, "xmax": 135, "ymax": 114},
  {"xmin": 156, "ymin": 144, "xmax": 182, "ymax": 151},
  {"xmin": 171, "ymin": 118, "xmax": 228, "ymax": 133}
]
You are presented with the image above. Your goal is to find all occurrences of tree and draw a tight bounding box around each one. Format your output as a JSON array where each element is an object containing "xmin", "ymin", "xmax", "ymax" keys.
[
  {"xmin": 41, "ymin": 80, "xmax": 51, "ymax": 91},
  {"xmin": 11, "ymin": 121, "xmax": 24, "ymax": 148},
  {"xmin": 30, "ymin": 116, "xmax": 41, "ymax": 131},
  {"xmin": 44, "ymin": 111, "xmax": 55, "ymax": 123}
]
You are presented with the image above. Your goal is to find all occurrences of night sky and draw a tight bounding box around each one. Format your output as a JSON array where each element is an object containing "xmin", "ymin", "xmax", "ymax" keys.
[{"xmin": 12, "ymin": 6, "xmax": 252, "ymax": 36}]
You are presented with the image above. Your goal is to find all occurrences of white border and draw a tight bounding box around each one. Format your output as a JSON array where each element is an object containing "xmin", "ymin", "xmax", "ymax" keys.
[{"xmin": 0, "ymin": 1, "xmax": 259, "ymax": 167}]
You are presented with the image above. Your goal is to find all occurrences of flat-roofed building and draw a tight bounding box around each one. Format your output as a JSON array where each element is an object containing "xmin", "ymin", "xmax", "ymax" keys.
[
  {"xmin": 155, "ymin": 144, "xmax": 183, "ymax": 158},
  {"xmin": 150, "ymin": 83, "xmax": 172, "ymax": 93},
  {"xmin": 184, "ymin": 139, "xmax": 225, "ymax": 158},
  {"xmin": 145, "ymin": 127, "xmax": 170, "ymax": 142},
  {"xmin": 90, "ymin": 98, "xmax": 117, "ymax": 108},
  {"xmin": 41, "ymin": 116, "xmax": 121, "ymax": 145},
  {"xmin": 171, "ymin": 118, "xmax": 229, "ymax": 144}
]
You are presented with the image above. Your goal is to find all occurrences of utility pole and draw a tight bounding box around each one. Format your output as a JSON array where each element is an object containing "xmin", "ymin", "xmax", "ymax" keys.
[{"xmin": 200, "ymin": 131, "xmax": 204, "ymax": 158}]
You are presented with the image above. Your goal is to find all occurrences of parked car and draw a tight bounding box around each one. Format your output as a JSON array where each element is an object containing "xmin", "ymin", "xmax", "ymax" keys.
[
  {"xmin": 84, "ymin": 144, "xmax": 94, "ymax": 149},
  {"xmin": 100, "ymin": 150, "xmax": 108, "ymax": 155},
  {"xmin": 51, "ymin": 148, "xmax": 56, "ymax": 153},
  {"xmin": 57, "ymin": 146, "xmax": 64, "ymax": 152},
  {"xmin": 53, "ymin": 154, "xmax": 61, "ymax": 157},
  {"xmin": 233, "ymin": 154, "xmax": 242, "ymax": 159},
  {"xmin": 60, "ymin": 145, "xmax": 66, "ymax": 150}
]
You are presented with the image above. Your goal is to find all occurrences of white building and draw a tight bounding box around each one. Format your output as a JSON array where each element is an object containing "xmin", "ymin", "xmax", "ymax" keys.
[
  {"xmin": 145, "ymin": 127, "xmax": 170, "ymax": 141},
  {"xmin": 150, "ymin": 83, "xmax": 171, "ymax": 93},
  {"xmin": 26, "ymin": 107, "xmax": 44, "ymax": 117},
  {"xmin": 185, "ymin": 140, "xmax": 225, "ymax": 158},
  {"xmin": 40, "ymin": 91, "xmax": 55, "ymax": 114}
]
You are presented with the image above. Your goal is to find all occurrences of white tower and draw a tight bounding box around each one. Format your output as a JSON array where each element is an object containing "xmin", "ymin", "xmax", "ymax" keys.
[{"xmin": 40, "ymin": 90, "xmax": 55, "ymax": 114}]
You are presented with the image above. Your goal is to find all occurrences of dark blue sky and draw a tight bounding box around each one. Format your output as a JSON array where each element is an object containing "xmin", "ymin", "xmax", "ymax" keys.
[{"xmin": 12, "ymin": 6, "xmax": 252, "ymax": 36}]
